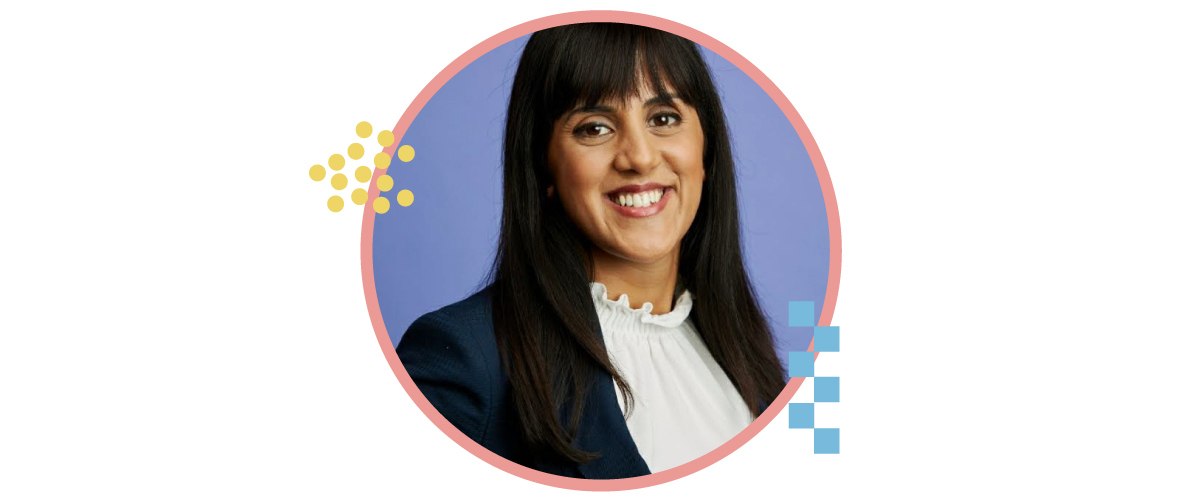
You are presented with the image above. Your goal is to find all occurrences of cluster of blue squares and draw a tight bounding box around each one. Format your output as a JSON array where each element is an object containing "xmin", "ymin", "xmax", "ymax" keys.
[
  {"xmin": 787, "ymin": 301, "xmax": 841, "ymax": 454},
  {"xmin": 787, "ymin": 404, "xmax": 840, "ymax": 454}
]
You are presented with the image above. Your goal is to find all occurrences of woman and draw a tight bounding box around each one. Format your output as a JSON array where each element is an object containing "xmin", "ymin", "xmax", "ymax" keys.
[{"xmin": 397, "ymin": 22, "xmax": 786, "ymax": 479}]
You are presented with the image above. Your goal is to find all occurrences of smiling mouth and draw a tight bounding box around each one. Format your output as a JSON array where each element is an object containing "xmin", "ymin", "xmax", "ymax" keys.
[
  {"xmin": 603, "ymin": 185, "xmax": 673, "ymax": 218},
  {"xmin": 607, "ymin": 187, "xmax": 667, "ymax": 208}
]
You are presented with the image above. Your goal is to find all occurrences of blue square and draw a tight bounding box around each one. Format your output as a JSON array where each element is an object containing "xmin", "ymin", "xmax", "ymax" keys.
[
  {"xmin": 788, "ymin": 403, "xmax": 814, "ymax": 429},
  {"xmin": 788, "ymin": 351, "xmax": 814, "ymax": 378},
  {"xmin": 814, "ymin": 326, "xmax": 839, "ymax": 352},
  {"xmin": 814, "ymin": 428, "xmax": 840, "ymax": 454},
  {"xmin": 814, "ymin": 377, "xmax": 840, "ymax": 402},
  {"xmin": 789, "ymin": 301, "xmax": 815, "ymax": 327}
]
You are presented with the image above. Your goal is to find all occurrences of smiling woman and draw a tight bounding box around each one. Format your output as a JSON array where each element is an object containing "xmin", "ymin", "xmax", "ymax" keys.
[
  {"xmin": 549, "ymin": 86, "xmax": 706, "ymax": 293},
  {"xmin": 395, "ymin": 22, "xmax": 786, "ymax": 479}
]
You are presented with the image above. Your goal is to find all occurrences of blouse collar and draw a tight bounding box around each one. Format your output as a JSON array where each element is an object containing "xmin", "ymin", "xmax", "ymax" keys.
[{"xmin": 588, "ymin": 282, "xmax": 693, "ymax": 329}]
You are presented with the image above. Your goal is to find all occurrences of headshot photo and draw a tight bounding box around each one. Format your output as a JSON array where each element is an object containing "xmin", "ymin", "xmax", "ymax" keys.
[
  {"xmin": 13, "ymin": 2, "xmax": 1190, "ymax": 499},
  {"xmin": 367, "ymin": 19, "xmax": 836, "ymax": 482}
]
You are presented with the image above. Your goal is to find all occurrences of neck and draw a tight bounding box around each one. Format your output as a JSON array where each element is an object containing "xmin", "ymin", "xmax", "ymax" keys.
[{"xmin": 590, "ymin": 245, "xmax": 681, "ymax": 315}]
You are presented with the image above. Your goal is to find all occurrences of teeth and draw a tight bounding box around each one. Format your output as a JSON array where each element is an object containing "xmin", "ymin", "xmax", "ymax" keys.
[{"xmin": 612, "ymin": 188, "xmax": 665, "ymax": 208}]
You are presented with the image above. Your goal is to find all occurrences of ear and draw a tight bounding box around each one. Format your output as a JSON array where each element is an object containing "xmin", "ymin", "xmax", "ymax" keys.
[{"xmin": 546, "ymin": 185, "xmax": 556, "ymax": 198}]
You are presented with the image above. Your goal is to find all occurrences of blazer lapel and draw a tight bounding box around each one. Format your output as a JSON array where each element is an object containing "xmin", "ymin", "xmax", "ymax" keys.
[
  {"xmin": 572, "ymin": 309, "xmax": 651, "ymax": 479},
  {"xmin": 573, "ymin": 363, "xmax": 652, "ymax": 479}
]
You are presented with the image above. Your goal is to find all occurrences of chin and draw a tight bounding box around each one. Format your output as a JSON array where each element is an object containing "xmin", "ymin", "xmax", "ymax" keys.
[{"xmin": 609, "ymin": 245, "xmax": 677, "ymax": 264}]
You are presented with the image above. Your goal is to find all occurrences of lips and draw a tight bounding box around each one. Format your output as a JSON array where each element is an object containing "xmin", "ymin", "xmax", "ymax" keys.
[
  {"xmin": 606, "ymin": 183, "xmax": 670, "ymax": 202},
  {"xmin": 610, "ymin": 188, "xmax": 664, "ymax": 208},
  {"xmin": 606, "ymin": 182, "xmax": 670, "ymax": 195},
  {"xmin": 604, "ymin": 183, "xmax": 672, "ymax": 218}
]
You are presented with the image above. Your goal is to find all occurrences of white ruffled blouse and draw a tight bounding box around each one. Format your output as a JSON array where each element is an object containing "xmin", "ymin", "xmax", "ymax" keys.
[{"xmin": 589, "ymin": 282, "xmax": 754, "ymax": 473}]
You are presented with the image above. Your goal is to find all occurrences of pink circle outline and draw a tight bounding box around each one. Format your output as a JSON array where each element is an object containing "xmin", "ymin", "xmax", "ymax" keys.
[{"xmin": 360, "ymin": 10, "xmax": 842, "ymax": 491}]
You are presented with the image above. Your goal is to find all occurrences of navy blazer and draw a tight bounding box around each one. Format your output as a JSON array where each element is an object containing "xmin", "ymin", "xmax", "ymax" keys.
[{"xmin": 395, "ymin": 286, "xmax": 652, "ymax": 479}]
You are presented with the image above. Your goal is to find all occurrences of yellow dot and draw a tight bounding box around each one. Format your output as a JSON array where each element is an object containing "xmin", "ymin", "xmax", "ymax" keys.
[
  {"xmin": 356, "ymin": 121, "xmax": 372, "ymax": 138},
  {"xmin": 351, "ymin": 188, "xmax": 368, "ymax": 205},
  {"xmin": 329, "ymin": 154, "xmax": 345, "ymax": 171},
  {"xmin": 398, "ymin": 145, "xmax": 415, "ymax": 162},
  {"xmin": 355, "ymin": 166, "xmax": 372, "ymax": 183},
  {"xmin": 374, "ymin": 196, "xmax": 390, "ymax": 214},
  {"xmin": 348, "ymin": 143, "xmax": 364, "ymax": 160},
  {"xmin": 309, "ymin": 164, "xmax": 325, "ymax": 181},
  {"xmin": 328, "ymin": 195, "xmax": 344, "ymax": 212},
  {"xmin": 377, "ymin": 174, "xmax": 394, "ymax": 192},
  {"xmin": 331, "ymin": 173, "xmax": 348, "ymax": 190},
  {"xmin": 378, "ymin": 130, "xmax": 395, "ymax": 148},
  {"xmin": 374, "ymin": 152, "xmax": 392, "ymax": 169},
  {"xmin": 397, "ymin": 189, "xmax": 414, "ymax": 207}
]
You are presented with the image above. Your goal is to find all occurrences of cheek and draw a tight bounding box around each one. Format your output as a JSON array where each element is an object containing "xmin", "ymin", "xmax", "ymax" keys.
[
  {"xmin": 551, "ymin": 148, "xmax": 611, "ymax": 218},
  {"xmin": 550, "ymin": 144, "xmax": 585, "ymax": 186},
  {"xmin": 667, "ymin": 136, "xmax": 706, "ymax": 187},
  {"xmin": 557, "ymin": 160, "xmax": 606, "ymax": 199},
  {"xmin": 673, "ymin": 136, "xmax": 706, "ymax": 221}
]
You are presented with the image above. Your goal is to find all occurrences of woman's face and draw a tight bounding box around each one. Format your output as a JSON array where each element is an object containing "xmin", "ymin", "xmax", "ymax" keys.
[{"xmin": 547, "ymin": 81, "xmax": 706, "ymax": 266}]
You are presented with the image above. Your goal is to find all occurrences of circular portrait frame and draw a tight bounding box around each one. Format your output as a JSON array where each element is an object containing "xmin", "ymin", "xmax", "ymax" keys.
[{"xmin": 360, "ymin": 10, "xmax": 841, "ymax": 491}]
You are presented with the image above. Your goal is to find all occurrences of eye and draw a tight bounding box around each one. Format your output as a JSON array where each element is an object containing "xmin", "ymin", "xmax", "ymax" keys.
[
  {"xmin": 573, "ymin": 122, "xmax": 613, "ymax": 138},
  {"xmin": 649, "ymin": 112, "xmax": 681, "ymax": 128}
]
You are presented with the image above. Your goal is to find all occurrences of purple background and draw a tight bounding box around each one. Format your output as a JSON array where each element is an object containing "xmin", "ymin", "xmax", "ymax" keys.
[{"xmin": 373, "ymin": 35, "xmax": 829, "ymax": 360}]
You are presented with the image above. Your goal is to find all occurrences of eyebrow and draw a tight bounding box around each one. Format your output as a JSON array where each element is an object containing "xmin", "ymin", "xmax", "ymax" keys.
[{"xmin": 566, "ymin": 93, "xmax": 680, "ymax": 116}]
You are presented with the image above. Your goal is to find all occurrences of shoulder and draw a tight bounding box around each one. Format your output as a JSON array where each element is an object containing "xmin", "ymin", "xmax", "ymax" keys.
[
  {"xmin": 398, "ymin": 285, "xmax": 499, "ymax": 368},
  {"xmin": 404, "ymin": 286, "xmax": 496, "ymax": 342},
  {"xmin": 396, "ymin": 286, "xmax": 503, "ymax": 442}
]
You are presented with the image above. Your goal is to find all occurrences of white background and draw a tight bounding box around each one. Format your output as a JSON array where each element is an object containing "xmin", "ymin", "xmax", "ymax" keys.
[{"xmin": 3, "ymin": 1, "xmax": 1199, "ymax": 498}]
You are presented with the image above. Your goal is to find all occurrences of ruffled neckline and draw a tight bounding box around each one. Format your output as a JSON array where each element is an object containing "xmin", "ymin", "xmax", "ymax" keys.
[{"xmin": 589, "ymin": 282, "xmax": 693, "ymax": 328}]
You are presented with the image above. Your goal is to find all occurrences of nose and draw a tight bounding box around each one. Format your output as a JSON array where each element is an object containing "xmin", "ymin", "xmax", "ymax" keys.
[{"xmin": 613, "ymin": 127, "xmax": 659, "ymax": 175}]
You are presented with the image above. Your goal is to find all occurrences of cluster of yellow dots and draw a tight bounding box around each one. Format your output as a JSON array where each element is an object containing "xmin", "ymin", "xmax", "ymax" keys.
[{"xmin": 308, "ymin": 121, "xmax": 415, "ymax": 213}]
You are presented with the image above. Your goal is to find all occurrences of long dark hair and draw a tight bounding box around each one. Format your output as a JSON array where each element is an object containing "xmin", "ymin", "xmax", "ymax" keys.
[{"xmin": 487, "ymin": 22, "xmax": 785, "ymax": 464}]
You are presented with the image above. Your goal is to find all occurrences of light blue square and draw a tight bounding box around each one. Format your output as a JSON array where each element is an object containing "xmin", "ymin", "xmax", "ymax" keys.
[
  {"xmin": 789, "ymin": 403, "xmax": 814, "ymax": 429},
  {"xmin": 814, "ymin": 326, "xmax": 840, "ymax": 352},
  {"xmin": 814, "ymin": 428, "xmax": 840, "ymax": 454},
  {"xmin": 789, "ymin": 301, "xmax": 815, "ymax": 327},
  {"xmin": 788, "ymin": 351, "xmax": 814, "ymax": 378},
  {"xmin": 814, "ymin": 377, "xmax": 840, "ymax": 402}
]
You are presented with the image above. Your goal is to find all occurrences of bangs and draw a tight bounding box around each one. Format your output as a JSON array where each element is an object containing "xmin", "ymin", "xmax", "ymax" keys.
[{"xmin": 532, "ymin": 23, "xmax": 710, "ymax": 122}]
